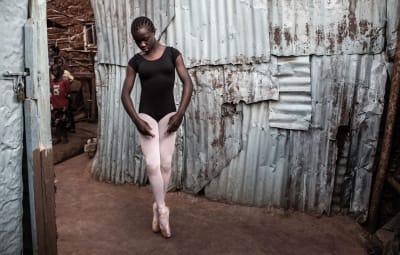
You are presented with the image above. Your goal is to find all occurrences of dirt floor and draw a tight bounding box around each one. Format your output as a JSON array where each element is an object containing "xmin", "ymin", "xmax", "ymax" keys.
[
  {"xmin": 54, "ymin": 153, "xmax": 369, "ymax": 255},
  {"xmin": 52, "ymin": 121, "xmax": 98, "ymax": 164}
]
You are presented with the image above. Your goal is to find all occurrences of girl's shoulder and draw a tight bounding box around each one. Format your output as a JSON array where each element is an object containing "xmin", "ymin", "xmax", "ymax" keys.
[
  {"xmin": 165, "ymin": 46, "xmax": 181, "ymax": 65},
  {"xmin": 167, "ymin": 46, "xmax": 181, "ymax": 57},
  {"xmin": 128, "ymin": 53, "xmax": 143, "ymax": 71}
]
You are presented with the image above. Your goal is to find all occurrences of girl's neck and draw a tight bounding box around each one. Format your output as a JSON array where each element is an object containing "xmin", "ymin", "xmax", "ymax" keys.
[{"xmin": 146, "ymin": 42, "xmax": 162, "ymax": 55}]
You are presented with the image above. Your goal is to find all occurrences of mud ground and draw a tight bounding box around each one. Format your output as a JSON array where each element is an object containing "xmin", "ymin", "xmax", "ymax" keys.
[
  {"xmin": 55, "ymin": 154, "xmax": 368, "ymax": 255},
  {"xmin": 52, "ymin": 121, "xmax": 98, "ymax": 164}
]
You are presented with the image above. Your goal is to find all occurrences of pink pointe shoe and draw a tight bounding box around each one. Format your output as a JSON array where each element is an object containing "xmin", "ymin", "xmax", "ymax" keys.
[
  {"xmin": 152, "ymin": 202, "xmax": 160, "ymax": 233},
  {"xmin": 158, "ymin": 206, "xmax": 171, "ymax": 238}
]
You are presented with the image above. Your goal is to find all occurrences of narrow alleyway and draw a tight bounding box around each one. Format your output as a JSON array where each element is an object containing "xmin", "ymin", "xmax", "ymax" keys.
[{"xmin": 55, "ymin": 154, "xmax": 368, "ymax": 255}]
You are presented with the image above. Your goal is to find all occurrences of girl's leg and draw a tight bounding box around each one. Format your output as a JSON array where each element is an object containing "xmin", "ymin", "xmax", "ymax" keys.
[
  {"xmin": 156, "ymin": 112, "xmax": 176, "ymax": 238},
  {"xmin": 138, "ymin": 113, "xmax": 165, "ymax": 208},
  {"xmin": 158, "ymin": 112, "xmax": 177, "ymax": 194}
]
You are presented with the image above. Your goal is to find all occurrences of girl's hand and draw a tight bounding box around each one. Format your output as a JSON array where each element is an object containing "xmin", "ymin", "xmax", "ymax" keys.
[
  {"xmin": 167, "ymin": 113, "xmax": 183, "ymax": 133},
  {"xmin": 136, "ymin": 119, "xmax": 155, "ymax": 137}
]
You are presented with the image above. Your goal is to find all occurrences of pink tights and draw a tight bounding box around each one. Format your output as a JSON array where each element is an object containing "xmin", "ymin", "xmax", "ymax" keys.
[{"xmin": 138, "ymin": 112, "xmax": 177, "ymax": 209}]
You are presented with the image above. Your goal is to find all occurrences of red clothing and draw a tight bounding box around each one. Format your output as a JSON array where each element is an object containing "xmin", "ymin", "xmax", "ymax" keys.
[{"xmin": 50, "ymin": 79, "xmax": 70, "ymax": 109}]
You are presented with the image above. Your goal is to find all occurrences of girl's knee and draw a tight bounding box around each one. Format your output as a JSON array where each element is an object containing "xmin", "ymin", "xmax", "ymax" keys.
[
  {"xmin": 146, "ymin": 162, "xmax": 161, "ymax": 175},
  {"xmin": 160, "ymin": 160, "xmax": 172, "ymax": 172}
]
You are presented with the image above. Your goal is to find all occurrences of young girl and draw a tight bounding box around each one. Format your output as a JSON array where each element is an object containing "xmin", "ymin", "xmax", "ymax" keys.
[{"xmin": 121, "ymin": 16, "xmax": 193, "ymax": 238}]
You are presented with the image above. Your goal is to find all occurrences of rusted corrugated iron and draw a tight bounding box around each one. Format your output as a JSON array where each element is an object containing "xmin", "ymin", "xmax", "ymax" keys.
[
  {"xmin": 164, "ymin": 0, "xmax": 270, "ymax": 67},
  {"xmin": 205, "ymin": 53, "xmax": 387, "ymax": 215},
  {"xmin": 183, "ymin": 66, "xmax": 243, "ymax": 192},
  {"xmin": 183, "ymin": 56, "xmax": 312, "ymax": 193},
  {"xmin": 223, "ymin": 61, "xmax": 279, "ymax": 104},
  {"xmin": 268, "ymin": 0, "xmax": 386, "ymax": 56}
]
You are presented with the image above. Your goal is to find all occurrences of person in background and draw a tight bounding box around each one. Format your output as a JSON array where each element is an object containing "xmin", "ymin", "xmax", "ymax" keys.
[
  {"xmin": 121, "ymin": 16, "xmax": 193, "ymax": 238},
  {"xmin": 49, "ymin": 45, "xmax": 65, "ymax": 68},
  {"xmin": 49, "ymin": 45, "xmax": 76, "ymax": 133},
  {"xmin": 50, "ymin": 64, "xmax": 71, "ymax": 144},
  {"xmin": 63, "ymin": 70, "xmax": 76, "ymax": 133}
]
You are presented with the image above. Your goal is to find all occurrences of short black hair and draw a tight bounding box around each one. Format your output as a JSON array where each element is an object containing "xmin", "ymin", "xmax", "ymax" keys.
[
  {"xmin": 131, "ymin": 16, "xmax": 156, "ymax": 34},
  {"xmin": 51, "ymin": 45, "xmax": 60, "ymax": 54},
  {"xmin": 50, "ymin": 63, "xmax": 63, "ymax": 74}
]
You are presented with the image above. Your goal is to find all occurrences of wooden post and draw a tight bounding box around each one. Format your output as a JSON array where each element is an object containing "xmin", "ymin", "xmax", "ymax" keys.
[
  {"xmin": 90, "ymin": 51, "xmax": 97, "ymax": 122},
  {"xmin": 367, "ymin": 30, "xmax": 400, "ymax": 232}
]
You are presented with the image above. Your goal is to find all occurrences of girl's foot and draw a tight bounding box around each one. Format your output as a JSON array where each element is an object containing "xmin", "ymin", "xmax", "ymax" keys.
[
  {"xmin": 152, "ymin": 202, "xmax": 160, "ymax": 233},
  {"xmin": 158, "ymin": 206, "xmax": 171, "ymax": 238}
]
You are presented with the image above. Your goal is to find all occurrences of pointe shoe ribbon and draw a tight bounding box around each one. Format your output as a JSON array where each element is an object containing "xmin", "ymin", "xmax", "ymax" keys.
[{"xmin": 158, "ymin": 206, "xmax": 171, "ymax": 238}]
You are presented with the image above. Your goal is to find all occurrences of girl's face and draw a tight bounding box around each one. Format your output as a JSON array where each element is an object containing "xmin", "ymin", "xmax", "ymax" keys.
[{"xmin": 132, "ymin": 27, "xmax": 156, "ymax": 53}]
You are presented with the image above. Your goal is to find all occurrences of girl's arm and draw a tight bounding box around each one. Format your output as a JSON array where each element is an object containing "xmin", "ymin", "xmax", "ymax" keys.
[
  {"xmin": 121, "ymin": 65, "xmax": 154, "ymax": 137},
  {"xmin": 167, "ymin": 55, "xmax": 193, "ymax": 133}
]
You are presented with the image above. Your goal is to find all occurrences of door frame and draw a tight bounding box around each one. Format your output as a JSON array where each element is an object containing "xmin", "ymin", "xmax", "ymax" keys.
[{"xmin": 24, "ymin": 1, "xmax": 57, "ymax": 254}]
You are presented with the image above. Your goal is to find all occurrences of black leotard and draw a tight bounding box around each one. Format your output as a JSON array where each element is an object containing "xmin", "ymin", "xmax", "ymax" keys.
[{"xmin": 128, "ymin": 46, "xmax": 181, "ymax": 122}]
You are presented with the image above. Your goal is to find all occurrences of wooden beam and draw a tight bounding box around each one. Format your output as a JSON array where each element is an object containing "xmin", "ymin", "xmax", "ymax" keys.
[{"xmin": 368, "ymin": 30, "xmax": 400, "ymax": 232}]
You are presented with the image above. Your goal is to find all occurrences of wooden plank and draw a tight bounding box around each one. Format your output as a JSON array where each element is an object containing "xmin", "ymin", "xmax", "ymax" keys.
[
  {"xmin": 34, "ymin": 149, "xmax": 57, "ymax": 254},
  {"xmin": 32, "ymin": 149, "xmax": 45, "ymax": 253}
]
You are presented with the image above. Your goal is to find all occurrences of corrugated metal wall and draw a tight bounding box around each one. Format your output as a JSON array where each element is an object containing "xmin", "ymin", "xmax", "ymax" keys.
[
  {"xmin": 387, "ymin": 0, "xmax": 400, "ymax": 58},
  {"xmin": 0, "ymin": 2, "xmax": 27, "ymax": 254},
  {"xmin": 92, "ymin": 0, "xmax": 396, "ymax": 217},
  {"xmin": 164, "ymin": 0, "xmax": 270, "ymax": 67},
  {"xmin": 206, "ymin": 53, "xmax": 387, "ymax": 218}
]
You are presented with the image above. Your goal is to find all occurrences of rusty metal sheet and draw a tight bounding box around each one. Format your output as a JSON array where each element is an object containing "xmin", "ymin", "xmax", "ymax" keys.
[
  {"xmin": 165, "ymin": 0, "xmax": 270, "ymax": 67},
  {"xmin": 183, "ymin": 66, "xmax": 243, "ymax": 192},
  {"xmin": 205, "ymin": 54, "xmax": 387, "ymax": 215},
  {"xmin": 204, "ymin": 102, "xmax": 334, "ymax": 212},
  {"xmin": 268, "ymin": 0, "xmax": 386, "ymax": 56},
  {"xmin": 223, "ymin": 59, "xmax": 279, "ymax": 104},
  {"xmin": 183, "ymin": 58, "xmax": 311, "ymax": 192}
]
